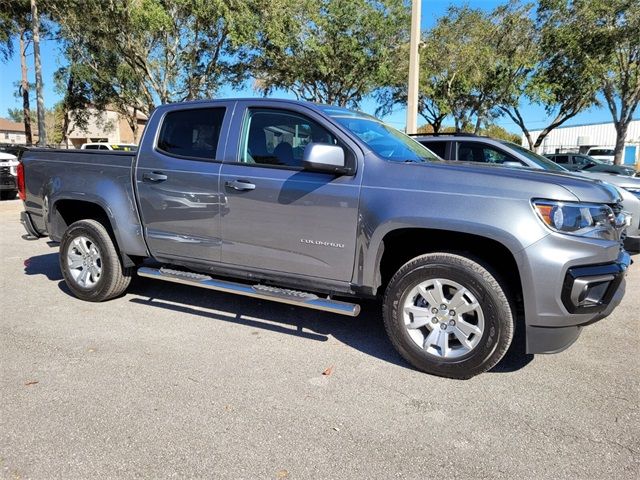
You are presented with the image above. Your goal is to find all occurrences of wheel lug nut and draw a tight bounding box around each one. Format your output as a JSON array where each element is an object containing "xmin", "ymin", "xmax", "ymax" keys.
[
  {"xmin": 431, "ymin": 317, "xmax": 438, "ymax": 324},
  {"xmin": 449, "ymin": 320, "xmax": 456, "ymax": 326},
  {"xmin": 431, "ymin": 308, "xmax": 438, "ymax": 314},
  {"xmin": 440, "ymin": 323, "xmax": 447, "ymax": 330},
  {"xmin": 449, "ymin": 310, "xmax": 456, "ymax": 316},
  {"xmin": 440, "ymin": 304, "xmax": 447, "ymax": 310}
]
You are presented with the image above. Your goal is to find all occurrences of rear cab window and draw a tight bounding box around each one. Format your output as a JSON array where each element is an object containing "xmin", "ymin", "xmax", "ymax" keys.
[{"xmin": 157, "ymin": 108, "xmax": 226, "ymax": 160}]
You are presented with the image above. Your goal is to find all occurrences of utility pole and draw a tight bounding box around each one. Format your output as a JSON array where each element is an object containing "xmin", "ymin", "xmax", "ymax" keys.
[
  {"xmin": 405, "ymin": 0, "xmax": 421, "ymax": 134},
  {"xmin": 31, "ymin": 0, "xmax": 46, "ymax": 146}
]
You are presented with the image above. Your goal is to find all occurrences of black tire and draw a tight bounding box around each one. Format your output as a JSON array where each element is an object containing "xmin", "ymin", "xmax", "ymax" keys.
[
  {"xmin": 0, "ymin": 190, "xmax": 17, "ymax": 200},
  {"xmin": 59, "ymin": 219, "xmax": 133, "ymax": 302},
  {"xmin": 383, "ymin": 252, "xmax": 513, "ymax": 379}
]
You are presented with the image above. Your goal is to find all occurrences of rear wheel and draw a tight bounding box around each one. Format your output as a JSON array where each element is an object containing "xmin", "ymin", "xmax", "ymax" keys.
[
  {"xmin": 383, "ymin": 252, "xmax": 513, "ymax": 379},
  {"xmin": 60, "ymin": 219, "xmax": 132, "ymax": 301}
]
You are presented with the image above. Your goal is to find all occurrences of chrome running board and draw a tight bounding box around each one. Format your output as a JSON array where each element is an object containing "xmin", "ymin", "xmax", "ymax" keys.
[{"xmin": 137, "ymin": 267, "xmax": 360, "ymax": 317}]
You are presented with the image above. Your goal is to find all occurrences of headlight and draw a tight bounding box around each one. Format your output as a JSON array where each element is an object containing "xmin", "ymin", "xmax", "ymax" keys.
[{"xmin": 532, "ymin": 199, "xmax": 626, "ymax": 240}]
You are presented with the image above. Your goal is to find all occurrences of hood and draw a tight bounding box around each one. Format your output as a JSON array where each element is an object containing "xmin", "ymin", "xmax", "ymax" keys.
[{"xmin": 421, "ymin": 161, "xmax": 622, "ymax": 204}]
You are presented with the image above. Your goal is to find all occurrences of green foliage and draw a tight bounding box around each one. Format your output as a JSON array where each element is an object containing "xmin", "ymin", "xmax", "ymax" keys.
[
  {"xmin": 537, "ymin": 0, "xmax": 640, "ymax": 163},
  {"xmin": 46, "ymin": 0, "xmax": 262, "ymax": 138},
  {"xmin": 379, "ymin": 2, "xmax": 538, "ymax": 134},
  {"xmin": 250, "ymin": 0, "xmax": 410, "ymax": 108}
]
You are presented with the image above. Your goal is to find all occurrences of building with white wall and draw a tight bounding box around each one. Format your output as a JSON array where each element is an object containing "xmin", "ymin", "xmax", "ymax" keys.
[{"xmin": 525, "ymin": 119, "xmax": 640, "ymax": 165}]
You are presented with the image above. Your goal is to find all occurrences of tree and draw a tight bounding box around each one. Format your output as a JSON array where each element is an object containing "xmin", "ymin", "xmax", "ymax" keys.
[
  {"xmin": 377, "ymin": 4, "xmax": 535, "ymax": 134},
  {"xmin": 47, "ymin": 0, "xmax": 260, "ymax": 136},
  {"xmin": 537, "ymin": 0, "xmax": 640, "ymax": 164},
  {"xmin": 249, "ymin": 0, "xmax": 410, "ymax": 108},
  {"xmin": 1, "ymin": 0, "xmax": 35, "ymax": 144},
  {"xmin": 31, "ymin": 0, "xmax": 46, "ymax": 145}
]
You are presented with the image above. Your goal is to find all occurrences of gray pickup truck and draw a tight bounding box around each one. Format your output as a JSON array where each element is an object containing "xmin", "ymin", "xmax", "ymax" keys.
[{"xmin": 18, "ymin": 99, "xmax": 631, "ymax": 378}]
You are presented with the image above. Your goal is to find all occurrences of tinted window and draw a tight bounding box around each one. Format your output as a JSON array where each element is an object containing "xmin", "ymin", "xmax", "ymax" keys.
[
  {"xmin": 457, "ymin": 142, "xmax": 522, "ymax": 165},
  {"xmin": 240, "ymin": 109, "xmax": 338, "ymax": 168},
  {"xmin": 99, "ymin": 145, "xmax": 109, "ymax": 150},
  {"xmin": 158, "ymin": 108, "xmax": 225, "ymax": 160},
  {"xmin": 84, "ymin": 145, "xmax": 99, "ymax": 150},
  {"xmin": 421, "ymin": 140, "xmax": 447, "ymax": 158},
  {"xmin": 553, "ymin": 155, "xmax": 569, "ymax": 164}
]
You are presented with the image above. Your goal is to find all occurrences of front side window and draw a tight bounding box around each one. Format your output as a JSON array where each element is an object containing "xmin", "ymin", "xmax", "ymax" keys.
[
  {"xmin": 457, "ymin": 141, "xmax": 522, "ymax": 165},
  {"xmin": 157, "ymin": 108, "xmax": 225, "ymax": 160},
  {"xmin": 420, "ymin": 140, "xmax": 447, "ymax": 158},
  {"xmin": 240, "ymin": 109, "xmax": 338, "ymax": 168},
  {"xmin": 553, "ymin": 155, "xmax": 569, "ymax": 164}
]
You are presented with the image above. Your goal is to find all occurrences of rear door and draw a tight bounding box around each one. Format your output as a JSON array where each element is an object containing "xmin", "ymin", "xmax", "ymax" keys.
[
  {"xmin": 135, "ymin": 103, "xmax": 233, "ymax": 262},
  {"xmin": 454, "ymin": 141, "xmax": 525, "ymax": 166},
  {"xmin": 218, "ymin": 102, "xmax": 363, "ymax": 281}
]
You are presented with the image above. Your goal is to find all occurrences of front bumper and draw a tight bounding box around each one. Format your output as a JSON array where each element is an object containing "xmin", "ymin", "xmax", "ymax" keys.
[
  {"xmin": 0, "ymin": 174, "xmax": 17, "ymax": 191},
  {"xmin": 624, "ymin": 235, "xmax": 640, "ymax": 252},
  {"xmin": 517, "ymin": 234, "xmax": 631, "ymax": 354}
]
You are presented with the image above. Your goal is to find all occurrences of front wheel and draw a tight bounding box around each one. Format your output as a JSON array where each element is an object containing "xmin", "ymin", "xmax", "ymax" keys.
[
  {"xmin": 59, "ymin": 219, "xmax": 132, "ymax": 302},
  {"xmin": 383, "ymin": 253, "xmax": 514, "ymax": 379}
]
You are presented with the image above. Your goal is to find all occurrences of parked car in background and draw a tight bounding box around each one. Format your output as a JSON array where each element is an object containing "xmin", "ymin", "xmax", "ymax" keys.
[
  {"xmin": 545, "ymin": 153, "xmax": 636, "ymax": 177},
  {"xmin": 17, "ymin": 99, "xmax": 631, "ymax": 379},
  {"xmin": 586, "ymin": 147, "xmax": 615, "ymax": 164},
  {"xmin": 81, "ymin": 142, "xmax": 138, "ymax": 152},
  {"xmin": 0, "ymin": 151, "xmax": 19, "ymax": 199},
  {"xmin": 415, "ymin": 133, "xmax": 640, "ymax": 252}
]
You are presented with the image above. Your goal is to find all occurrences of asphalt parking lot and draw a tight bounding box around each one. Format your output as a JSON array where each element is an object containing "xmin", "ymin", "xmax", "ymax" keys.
[{"xmin": 0, "ymin": 198, "xmax": 638, "ymax": 479}]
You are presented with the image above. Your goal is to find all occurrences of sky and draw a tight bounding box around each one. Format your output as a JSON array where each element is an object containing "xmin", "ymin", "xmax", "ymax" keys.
[{"xmin": 0, "ymin": 0, "xmax": 632, "ymax": 134}]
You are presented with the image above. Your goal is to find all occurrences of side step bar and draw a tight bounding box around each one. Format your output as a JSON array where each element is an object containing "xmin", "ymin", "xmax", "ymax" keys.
[{"xmin": 137, "ymin": 267, "xmax": 361, "ymax": 317}]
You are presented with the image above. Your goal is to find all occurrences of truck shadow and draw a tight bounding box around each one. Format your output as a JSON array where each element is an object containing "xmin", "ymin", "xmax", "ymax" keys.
[{"xmin": 24, "ymin": 252, "xmax": 533, "ymax": 375}]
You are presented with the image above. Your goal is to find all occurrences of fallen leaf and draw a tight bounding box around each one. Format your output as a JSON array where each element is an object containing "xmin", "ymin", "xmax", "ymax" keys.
[
  {"xmin": 322, "ymin": 365, "xmax": 334, "ymax": 376},
  {"xmin": 25, "ymin": 381, "xmax": 39, "ymax": 386},
  {"xmin": 276, "ymin": 469, "xmax": 289, "ymax": 479}
]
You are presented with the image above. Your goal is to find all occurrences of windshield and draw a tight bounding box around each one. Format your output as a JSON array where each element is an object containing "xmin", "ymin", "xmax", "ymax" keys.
[
  {"xmin": 499, "ymin": 141, "xmax": 568, "ymax": 172},
  {"xmin": 321, "ymin": 108, "xmax": 440, "ymax": 163}
]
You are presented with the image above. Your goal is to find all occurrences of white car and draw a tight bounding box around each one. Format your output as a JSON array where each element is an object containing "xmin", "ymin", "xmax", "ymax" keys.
[
  {"xmin": 586, "ymin": 147, "xmax": 615, "ymax": 165},
  {"xmin": 81, "ymin": 142, "xmax": 138, "ymax": 152},
  {"xmin": 0, "ymin": 152, "xmax": 19, "ymax": 200}
]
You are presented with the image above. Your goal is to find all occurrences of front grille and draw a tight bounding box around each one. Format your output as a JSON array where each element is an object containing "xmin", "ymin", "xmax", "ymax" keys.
[{"xmin": 0, "ymin": 166, "xmax": 10, "ymax": 174}]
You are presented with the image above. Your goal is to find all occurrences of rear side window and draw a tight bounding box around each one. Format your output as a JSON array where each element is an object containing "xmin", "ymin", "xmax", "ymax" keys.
[
  {"xmin": 157, "ymin": 108, "xmax": 225, "ymax": 160},
  {"xmin": 553, "ymin": 155, "xmax": 569, "ymax": 164},
  {"xmin": 84, "ymin": 145, "xmax": 99, "ymax": 150},
  {"xmin": 420, "ymin": 140, "xmax": 446, "ymax": 158}
]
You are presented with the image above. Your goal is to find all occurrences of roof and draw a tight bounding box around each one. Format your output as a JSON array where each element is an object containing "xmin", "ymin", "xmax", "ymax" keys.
[{"xmin": 0, "ymin": 118, "xmax": 31, "ymax": 133}]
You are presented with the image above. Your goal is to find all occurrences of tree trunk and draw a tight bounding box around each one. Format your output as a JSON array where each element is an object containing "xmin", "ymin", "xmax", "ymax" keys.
[
  {"xmin": 31, "ymin": 0, "xmax": 46, "ymax": 146},
  {"xmin": 19, "ymin": 29, "xmax": 32, "ymax": 145},
  {"xmin": 613, "ymin": 123, "xmax": 627, "ymax": 166}
]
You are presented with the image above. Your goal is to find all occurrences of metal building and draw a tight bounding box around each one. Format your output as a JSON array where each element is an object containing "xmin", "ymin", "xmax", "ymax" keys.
[{"xmin": 525, "ymin": 119, "xmax": 640, "ymax": 165}]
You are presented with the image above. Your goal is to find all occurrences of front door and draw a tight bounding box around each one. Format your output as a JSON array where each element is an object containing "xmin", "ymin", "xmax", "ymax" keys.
[
  {"xmin": 219, "ymin": 104, "xmax": 362, "ymax": 281},
  {"xmin": 135, "ymin": 104, "xmax": 232, "ymax": 262}
]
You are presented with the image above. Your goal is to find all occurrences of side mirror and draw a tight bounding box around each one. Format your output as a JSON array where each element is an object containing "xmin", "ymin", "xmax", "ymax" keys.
[{"xmin": 302, "ymin": 143, "xmax": 352, "ymax": 175}]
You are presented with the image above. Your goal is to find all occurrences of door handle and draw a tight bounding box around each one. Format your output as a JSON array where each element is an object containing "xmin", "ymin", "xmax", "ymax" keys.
[
  {"xmin": 143, "ymin": 171, "xmax": 168, "ymax": 182},
  {"xmin": 225, "ymin": 179, "xmax": 256, "ymax": 191}
]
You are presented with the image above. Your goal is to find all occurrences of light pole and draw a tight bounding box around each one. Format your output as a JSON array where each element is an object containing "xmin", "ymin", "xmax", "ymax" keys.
[{"xmin": 406, "ymin": 0, "xmax": 421, "ymax": 134}]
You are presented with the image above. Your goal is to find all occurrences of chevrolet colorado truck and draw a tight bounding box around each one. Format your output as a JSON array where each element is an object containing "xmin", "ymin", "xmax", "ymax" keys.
[{"xmin": 18, "ymin": 99, "xmax": 631, "ymax": 378}]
